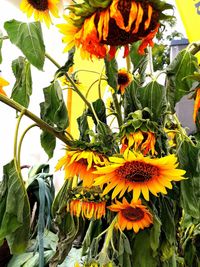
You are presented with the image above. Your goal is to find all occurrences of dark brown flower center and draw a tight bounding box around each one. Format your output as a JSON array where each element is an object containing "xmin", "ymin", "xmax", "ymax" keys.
[
  {"xmin": 95, "ymin": 1, "xmax": 159, "ymax": 46},
  {"xmin": 118, "ymin": 73, "xmax": 129, "ymax": 85},
  {"xmin": 121, "ymin": 207, "xmax": 144, "ymax": 221},
  {"xmin": 27, "ymin": 0, "xmax": 48, "ymax": 11},
  {"xmin": 116, "ymin": 161, "xmax": 159, "ymax": 182}
]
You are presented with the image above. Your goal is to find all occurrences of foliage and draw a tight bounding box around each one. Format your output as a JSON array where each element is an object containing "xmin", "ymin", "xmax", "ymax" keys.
[{"xmin": 0, "ymin": 1, "xmax": 200, "ymax": 267}]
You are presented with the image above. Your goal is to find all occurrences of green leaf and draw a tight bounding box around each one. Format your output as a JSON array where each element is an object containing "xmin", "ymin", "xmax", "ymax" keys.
[
  {"xmin": 55, "ymin": 48, "xmax": 75, "ymax": 78},
  {"xmin": 150, "ymin": 215, "xmax": 161, "ymax": 255},
  {"xmin": 87, "ymin": 99, "xmax": 107, "ymax": 124},
  {"xmin": 177, "ymin": 140, "xmax": 200, "ymax": 219},
  {"xmin": 132, "ymin": 231, "xmax": 158, "ymax": 267},
  {"xmin": 0, "ymin": 160, "xmax": 30, "ymax": 254},
  {"xmin": 104, "ymin": 57, "xmax": 118, "ymax": 90},
  {"xmin": 4, "ymin": 20, "xmax": 45, "ymax": 70},
  {"xmin": 138, "ymin": 81, "xmax": 167, "ymax": 121},
  {"xmin": 159, "ymin": 197, "xmax": 176, "ymax": 245},
  {"xmin": 123, "ymin": 80, "xmax": 142, "ymax": 119},
  {"xmin": 166, "ymin": 49, "xmax": 198, "ymax": 111},
  {"xmin": 11, "ymin": 56, "xmax": 32, "ymax": 108},
  {"xmin": 130, "ymin": 42, "xmax": 148, "ymax": 81},
  {"xmin": 40, "ymin": 81, "xmax": 69, "ymax": 131},
  {"xmin": 77, "ymin": 112, "xmax": 90, "ymax": 142},
  {"xmin": 40, "ymin": 131, "xmax": 56, "ymax": 159},
  {"xmin": 0, "ymin": 30, "xmax": 3, "ymax": 63}
]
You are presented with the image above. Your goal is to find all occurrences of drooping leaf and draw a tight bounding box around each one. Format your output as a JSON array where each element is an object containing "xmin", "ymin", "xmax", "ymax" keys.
[
  {"xmin": 166, "ymin": 49, "xmax": 198, "ymax": 111},
  {"xmin": 77, "ymin": 112, "xmax": 90, "ymax": 142},
  {"xmin": 11, "ymin": 56, "xmax": 32, "ymax": 108},
  {"xmin": 40, "ymin": 131, "xmax": 56, "ymax": 159},
  {"xmin": 55, "ymin": 48, "xmax": 75, "ymax": 78},
  {"xmin": 138, "ymin": 81, "xmax": 167, "ymax": 121},
  {"xmin": 0, "ymin": 160, "xmax": 30, "ymax": 254},
  {"xmin": 40, "ymin": 81, "xmax": 69, "ymax": 131},
  {"xmin": 177, "ymin": 140, "xmax": 200, "ymax": 219},
  {"xmin": 104, "ymin": 57, "xmax": 118, "ymax": 90},
  {"xmin": 130, "ymin": 42, "xmax": 148, "ymax": 81},
  {"xmin": 123, "ymin": 80, "xmax": 142, "ymax": 119},
  {"xmin": 4, "ymin": 20, "xmax": 45, "ymax": 70}
]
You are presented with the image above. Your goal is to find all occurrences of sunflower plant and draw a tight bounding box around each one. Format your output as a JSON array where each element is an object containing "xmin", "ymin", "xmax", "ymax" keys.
[{"xmin": 0, "ymin": 0, "xmax": 200, "ymax": 267}]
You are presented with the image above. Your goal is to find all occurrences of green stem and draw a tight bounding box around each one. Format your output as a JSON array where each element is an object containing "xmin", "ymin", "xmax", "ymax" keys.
[
  {"xmin": 45, "ymin": 53, "xmax": 61, "ymax": 68},
  {"xmin": 112, "ymin": 93, "xmax": 123, "ymax": 127},
  {"xmin": 90, "ymin": 102, "xmax": 100, "ymax": 124},
  {"xmin": 14, "ymin": 109, "xmax": 26, "ymax": 178},
  {"xmin": 173, "ymin": 114, "xmax": 194, "ymax": 145},
  {"xmin": 126, "ymin": 54, "xmax": 131, "ymax": 72},
  {"xmin": 45, "ymin": 52, "xmax": 92, "ymax": 112},
  {"xmin": 17, "ymin": 124, "xmax": 39, "ymax": 173},
  {"xmin": 0, "ymin": 94, "xmax": 72, "ymax": 145}
]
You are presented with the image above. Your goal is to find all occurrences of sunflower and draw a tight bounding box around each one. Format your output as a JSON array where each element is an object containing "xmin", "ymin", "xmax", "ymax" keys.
[
  {"xmin": 93, "ymin": 151, "xmax": 185, "ymax": 201},
  {"xmin": 20, "ymin": 0, "xmax": 59, "ymax": 27},
  {"xmin": 117, "ymin": 68, "xmax": 133, "ymax": 94},
  {"xmin": 193, "ymin": 88, "xmax": 200, "ymax": 123},
  {"xmin": 67, "ymin": 187, "xmax": 106, "ymax": 220},
  {"xmin": 108, "ymin": 198, "xmax": 153, "ymax": 232},
  {"xmin": 120, "ymin": 131, "xmax": 156, "ymax": 156},
  {"xmin": 58, "ymin": 0, "xmax": 171, "ymax": 59},
  {"xmin": 0, "ymin": 77, "xmax": 9, "ymax": 96},
  {"xmin": 55, "ymin": 149, "xmax": 108, "ymax": 187}
]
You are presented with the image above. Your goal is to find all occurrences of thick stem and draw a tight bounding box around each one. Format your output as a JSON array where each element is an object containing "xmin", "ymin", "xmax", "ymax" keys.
[
  {"xmin": 0, "ymin": 94, "xmax": 73, "ymax": 146},
  {"xmin": 147, "ymin": 46, "xmax": 154, "ymax": 75},
  {"xmin": 112, "ymin": 93, "xmax": 123, "ymax": 127}
]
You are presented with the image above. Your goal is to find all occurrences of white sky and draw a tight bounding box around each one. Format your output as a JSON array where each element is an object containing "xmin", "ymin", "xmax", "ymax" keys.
[{"xmin": 0, "ymin": 0, "xmax": 187, "ymax": 184}]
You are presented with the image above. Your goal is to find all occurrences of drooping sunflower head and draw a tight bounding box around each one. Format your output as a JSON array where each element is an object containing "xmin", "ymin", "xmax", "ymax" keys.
[
  {"xmin": 20, "ymin": 0, "xmax": 60, "ymax": 27},
  {"xmin": 120, "ymin": 130, "xmax": 156, "ymax": 156},
  {"xmin": 108, "ymin": 197, "xmax": 153, "ymax": 232},
  {"xmin": 55, "ymin": 148, "xmax": 109, "ymax": 187},
  {"xmin": 0, "ymin": 77, "xmax": 9, "ymax": 96},
  {"xmin": 94, "ymin": 150, "xmax": 186, "ymax": 201},
  {"xmin": 67, "ymin": 187, "xmax": 107, "ymax": 220},
  {"xmin": 117, "ymin": 68, "xmax": 133, "ymax": 94},
  {"xmin": 58, "ymin": 0, "xmax": 172, "ymax": 59}
]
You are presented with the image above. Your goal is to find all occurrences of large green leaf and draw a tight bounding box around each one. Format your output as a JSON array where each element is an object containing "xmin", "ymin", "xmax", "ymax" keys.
[
  {"xmin": 0, "ymin": 160, "xmax": 30, "ymax": 254},
  {"xmin": 4, "ymin": 20, "xmax": 45, "ymax": 70},
  {"xmin": 11, "ymin": 56, "xmax": 32, "ymax": 108},
  {"xmin": 40, "ymin": 131, "xmax": 56, "ymax": 159},
  {"xmin": 159, "ymin": 196, "xmax": 176, "ymax": 245},
  {"xmin": 87, "ymin": 99, "xmax": 107, "ymax": 124},
  {"xmin": 132, "ymin": 231, "xmax": 158, "ymax": 267},
  {"xmin": 123, "ymin": 80, "xmax": 142, "ymax": 119},
  {"xmin": 166, "ymin": 49, "xmax": 198, "ymax": 111},
  {"xmin": 138, "ymin": 81, "xmax": 167, "ymax": 121},
  {"xmin": 77, "ymin": 112, "xmax": 90, "ymax": 142},
  {"xmin": 40, "ymin": 81, "xmax": 69, "ymax": 131},
  {"xmin": 104, "ymin": 57, "xmax": 118, "ymax": 90},
  {"xmin": 177, "ymin": 140, "xmax": 200, "ymax": 219}
]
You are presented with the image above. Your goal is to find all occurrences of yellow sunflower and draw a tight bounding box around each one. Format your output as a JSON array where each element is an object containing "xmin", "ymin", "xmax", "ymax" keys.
[
  {"xmin": 93, "ymin": 151, "xmax": 186, "ymax": 201},
  {"xmin": 68, "ymin": 196, "xmax": 106, "ymax": 220},
  {"xmin": 58, "ymin": 0, "xmax": 170, "ymax": 59},
  {"xmin": 193, "ymin": 88, "xmax": 200, "ymax": 123},
  {"xmin": 117, "ymin": 68, "xmax": 133, "ymax": 94},
  {"xmin": 0, "ymin": 77, "xmax": 9, "ymax": 96},
  {"xmin": 108, "ymin": 198, "xmax": 153, "ymax": 232},
  {"xmin": 121, "ymin": 131, "xmax": 156, "ymax": 156},
  {"xmin": 55, "ymin": 149, "xmax": 108, "ymax": 187},
  {"xmin": 20, "ymin": 0, "xmax": 59, "ymax": 27}
]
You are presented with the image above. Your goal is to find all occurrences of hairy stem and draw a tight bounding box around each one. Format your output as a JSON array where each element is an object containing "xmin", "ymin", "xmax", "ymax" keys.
[
  {"xmin": 0, "ymin": 94, "xmax": 73, "ymax": 145},
  {"xmin": 112, "ymin": 93, "xmax": 123, "ymax": 127}
]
